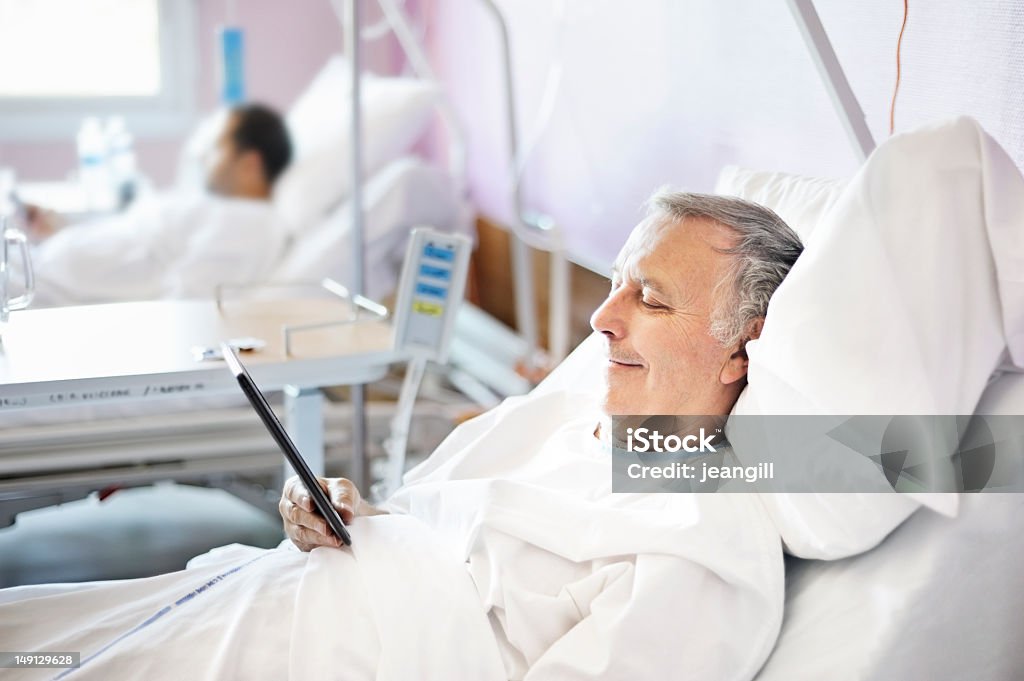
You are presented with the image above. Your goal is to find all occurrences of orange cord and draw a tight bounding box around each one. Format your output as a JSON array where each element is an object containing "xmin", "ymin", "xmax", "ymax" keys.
[{"xmin": 889, "ymin": 0, "xmax": 909, "ymax": 135}]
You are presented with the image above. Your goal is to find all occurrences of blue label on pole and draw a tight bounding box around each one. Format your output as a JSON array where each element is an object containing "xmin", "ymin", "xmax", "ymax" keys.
[
  {"xmin": 423, "ymin": 244, "xmax": 455, "ymax": 262},
  {"xmin": 416, "ymin": 283, "xmax": 448, "ymax": 299},
  {"xmin": 219, "ymin": 27, "xmax": 245, "ymax": 104},
  {"xmin": 419, "ymin": 264, "xmax": 451, "ymax": 281}
]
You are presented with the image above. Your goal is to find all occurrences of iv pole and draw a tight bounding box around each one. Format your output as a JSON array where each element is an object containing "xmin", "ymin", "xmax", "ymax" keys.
[
  {"xmin": 345, "ymin": 0, "xmax": 369, "ymax": 492},
  {"xmin": 786, "ymin": 0, "xmax": 876, "ymax": 162},
  {"xmin": 478, "ymin": 0, "xmax": 572, "ymax": 367}
]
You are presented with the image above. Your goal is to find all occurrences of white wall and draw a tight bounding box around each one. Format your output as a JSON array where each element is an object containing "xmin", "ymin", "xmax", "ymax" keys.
[{"xmin": 425, "ymin": 0, "xmax": 1024, "ymax": 268}]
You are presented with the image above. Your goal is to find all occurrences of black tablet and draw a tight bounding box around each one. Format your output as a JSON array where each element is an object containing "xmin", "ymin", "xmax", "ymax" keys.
[{"xmin": 221, "ymin": 343, "xmax": 352, "ymax": 546}]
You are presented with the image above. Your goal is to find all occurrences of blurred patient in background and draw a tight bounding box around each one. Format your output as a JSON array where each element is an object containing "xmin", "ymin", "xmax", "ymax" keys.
[
  {"xmin": 202, "ymin": 104, "xmax": 292, "ymax": 202},
  {"xmin": 20, "ymin": 103, "xmax": 293, "ymax": 307}
]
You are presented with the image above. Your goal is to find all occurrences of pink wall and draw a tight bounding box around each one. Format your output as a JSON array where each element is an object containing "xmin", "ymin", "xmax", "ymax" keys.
[
  {"xmin": 423, "ymin": 0, "xmax": 1024, "ymax": 268},
  {"xmin": 0, "ymin": 0, "xmax": 400, "ymax": 186}
]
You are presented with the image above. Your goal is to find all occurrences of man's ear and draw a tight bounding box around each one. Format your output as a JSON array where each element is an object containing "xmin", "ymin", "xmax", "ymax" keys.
[
  {"xmin": 719, "ymin": 318, "xmax": 764, "ymax": 386},
  {"xmin": 239, "ymin": 149, "xmax": 264, "ymax": 176},
  {"xmin": 237, "ymin": 150, "xmax": 270, "ymax": 194}
]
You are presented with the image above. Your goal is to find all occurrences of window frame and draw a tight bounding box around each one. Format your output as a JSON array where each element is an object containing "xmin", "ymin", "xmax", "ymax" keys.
[{"xmin": 0, "ymin": 0, "xmax": 197, "ymax": 142}]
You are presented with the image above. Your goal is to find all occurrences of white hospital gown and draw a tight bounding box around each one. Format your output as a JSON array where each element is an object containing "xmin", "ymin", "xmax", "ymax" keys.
[
  {"xmin": 22, "ymin": 192, "xmax": 287, "ymax": 307},
  {"xmin": 0, "ymin": 389, "xmax": 784, "ymax": 680}
]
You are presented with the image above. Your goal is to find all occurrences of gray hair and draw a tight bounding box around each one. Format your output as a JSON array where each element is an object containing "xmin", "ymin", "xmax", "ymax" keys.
[{"xmin": 646, "ymin": 190, "xmax": 804, "ymax": 348}]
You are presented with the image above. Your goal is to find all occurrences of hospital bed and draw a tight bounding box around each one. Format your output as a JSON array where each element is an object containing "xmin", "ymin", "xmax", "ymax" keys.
[
  {"xmin": 5, "ymin": 107, "xmax": 1024, "ymax": 676},
  {"xmin": 529, "ymin": 145, "xmax": 1024, "ymax": 678}
]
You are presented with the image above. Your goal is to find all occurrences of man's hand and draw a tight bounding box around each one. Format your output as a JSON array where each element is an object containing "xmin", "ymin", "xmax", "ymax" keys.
[
  {"xmin": 279, "ymin": 475, "xmax": 385, "ymax": 551},
  {"xmin": 24, "ymin": 203, "xmax": 64, "ymax": 242}
]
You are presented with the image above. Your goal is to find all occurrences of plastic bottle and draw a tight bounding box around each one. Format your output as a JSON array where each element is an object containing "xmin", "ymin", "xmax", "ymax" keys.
[
  {"xmin": 77, "ymin": 117, "xmax": 113, "ymax": 211},
  {"xmin": 105, "ymin": 117, "xmax": 138, "ymax": 209}
]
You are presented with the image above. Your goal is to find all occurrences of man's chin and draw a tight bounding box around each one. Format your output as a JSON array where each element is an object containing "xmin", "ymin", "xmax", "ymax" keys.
[
  {"xmin": 599, "ymin": 394, "xmax": 638, "ymax": 418},
  {"xmin": 601, "ymin": 376, "xmax": 643, "ymax": 414},
  {"xmin": 600, "ymin": 390, "xmax": 671, "ymax": 417}
]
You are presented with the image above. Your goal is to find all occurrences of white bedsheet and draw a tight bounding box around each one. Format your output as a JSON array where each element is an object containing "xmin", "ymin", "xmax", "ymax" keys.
[
  {"xmin": 21, "ymin": 192, "xmax": 287, "ymax": 308},
  {"xmin": 0, "ymin": 516, "xmax": 505, "ymax": 681},
  {"xmin": 0, "ymin": 389, "xmax": 786, "ymax": 681},
  {"xmin": 755, "ymin": 493, "xmax": 1024, "ymax": 681}
]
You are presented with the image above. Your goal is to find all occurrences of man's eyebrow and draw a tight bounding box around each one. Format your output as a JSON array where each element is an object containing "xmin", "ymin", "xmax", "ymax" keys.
[
  {"xmin": 637, "ymin": 274, "xmax": 671, "ymax": 297},
  {"xmin": 610, "ymin": 266, "xmax": 673, "ymax": 298}
]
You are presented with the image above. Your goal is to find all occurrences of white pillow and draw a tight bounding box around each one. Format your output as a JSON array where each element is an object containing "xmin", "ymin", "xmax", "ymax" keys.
[
  {"xmin": 273, "ymin": 157, "xmax": 463, "ymax": 300},
  {"xmin": 733, "ymin": 117, "xmax": 1024, "ymax": 558},
  {"xmin": 714, "ymin": 165, "xmax": 846, "ymax": 244},
  {"xmin": 174, "ymin": 108, "xmax": 229, "ymax": 192},
  {"xmin": 741, "ymin": 117, "xmax": 1024, "ymax": 413},
  {"xmin": 272, "ymin": 56, "xmax": 441, "ymax": 234}
]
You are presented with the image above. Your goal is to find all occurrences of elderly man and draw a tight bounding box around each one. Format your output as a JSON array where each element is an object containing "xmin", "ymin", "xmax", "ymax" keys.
[
  {"xmin": 19, "ymin": 103, "xmax": 292, "ymax": 307},
  {"xmin": 0, "ymin": 191, "xmax": 803, "ymax": 681},
  {"xmin": 279, "ymin": 191, "xmax": 804, "ymax": 678}
]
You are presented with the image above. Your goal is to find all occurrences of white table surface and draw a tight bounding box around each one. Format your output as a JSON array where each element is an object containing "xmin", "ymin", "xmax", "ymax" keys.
[{"xmin": 0, "ymin": 299, "xmax": 400, "ymax": 412}]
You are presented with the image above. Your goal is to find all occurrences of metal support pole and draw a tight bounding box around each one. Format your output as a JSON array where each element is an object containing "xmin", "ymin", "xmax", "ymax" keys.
[
  {"xmin": 479, "ymin": 0, "xmax": 540, "ymax": 370},
  {"xmin": 382, "ymin": 355, "xmax": 428, "ymax": 498},
  {"xmin": 377, "ymin": 0, "xmax": 468, "ymax": 195},
  {"xmin": 549, "ymin": 247, "xmax": 570, "ymax": 362},
  {"xmin": 283, "ymin": 385, "xmax": 325, "ymax": 477},
  {"xmin": 511, "ymin": 240, "xmax": 538, "ymax": 367},
  {"xmin": 346, "ymin": 0, "xmax": 370, "ymax": 493},
  {"xmin": 349, "ymin": 384, "xmax": 369, "ymax": 491},
  {"xmin": 786, "ymin": 0, "xmax": 876, "ymax": 162},
  {"xmin": 348, "ymin": 0, "xmax": 365, "ymax": 299}
]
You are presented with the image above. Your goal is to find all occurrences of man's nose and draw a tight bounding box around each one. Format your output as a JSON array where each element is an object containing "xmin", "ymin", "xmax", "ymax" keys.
[{"xmin": 590, "ymin": 288, "xmax": 628, "ymax": 339}]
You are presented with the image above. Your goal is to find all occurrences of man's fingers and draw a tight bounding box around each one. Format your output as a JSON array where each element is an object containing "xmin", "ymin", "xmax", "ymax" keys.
[
  {"xmin": 282, "ymin": 477, "xmax": 343, "ymax": 551},
  {"xmin": 291, "ymin": 525, "xmax": 342, "ymax": 550},
  {"xmin": 282, "ymin": 476, "xmax": 362, "ymax": 526},
  {"xmin": 284, "ymin": 512, "xmax": 339, "ymax": 548},
  {"xmin": 327, "ymin": 479, "xmax": 358, "ymax": 522},
  {"xmin": 276, "ymin": 477, "xmax": 303, "ymax": 516},
  {"xmin": 280, "ymin": 478, "xmax": 357, "ymax": 551},
  {"xmin": 283, "ymin": 476, "xmax": 300, "ymax": 503},
  {"xmin": 282, "ymin": 475, "xmax": 314, "ymax": 512},
  {"xmin": 281, "ymin": 498, "xmax": 329, "ymax": 535}
]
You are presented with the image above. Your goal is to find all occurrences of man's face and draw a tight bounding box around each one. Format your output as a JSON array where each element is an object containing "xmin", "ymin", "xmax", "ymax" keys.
[
  {"xmin": 203, "ymin": 113, "xmax": 242, "ymax": 196},
  {"xmin": 590, "ymin": 215, "xmax": 745, "ymax": 416}
]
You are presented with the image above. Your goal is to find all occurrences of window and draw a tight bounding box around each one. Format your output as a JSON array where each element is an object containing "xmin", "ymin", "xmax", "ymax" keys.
[{"xmin": 0, "ymin": 0, "xmax": 196, "ymax": 141}]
